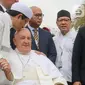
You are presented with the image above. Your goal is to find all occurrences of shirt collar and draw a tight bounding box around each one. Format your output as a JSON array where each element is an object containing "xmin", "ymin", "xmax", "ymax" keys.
[
  {"xmin": 0, "ymin": 4, "xmax": 6, "ymax": 12},
  {"xmin": 15, "ymin": 48, "xmax": 31, "ymax": 55},
  {"xmin": 28, "ymin": 25, "xmax": 39, "ymax": 32}
]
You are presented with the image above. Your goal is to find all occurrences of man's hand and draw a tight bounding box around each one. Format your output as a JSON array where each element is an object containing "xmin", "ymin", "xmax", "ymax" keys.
[
  {"xmin": 0, "ymin": 58, "xmax": 11, "ymax": 72},
  {"xmin": 0, "ymin": 58, "xmax": 13, "ymax": 81},
  {"xmin": 73, "ymin": 82, "xmax": 81, "ymax": 85}
]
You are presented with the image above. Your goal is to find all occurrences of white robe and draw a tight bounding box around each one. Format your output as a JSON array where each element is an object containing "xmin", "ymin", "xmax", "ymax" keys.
[
  {"xmin": 53, "ymin": 28, "xmax": 77, "ymax": 82},
  {"xmin": 7, "ymin": 49, "xmax": 67, "ymax": 85}
]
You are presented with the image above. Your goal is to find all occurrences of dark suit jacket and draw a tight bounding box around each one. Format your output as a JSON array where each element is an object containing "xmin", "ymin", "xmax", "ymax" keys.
[
  {"xmin": 27, "ymin": 26, "xmax": 57, "ymax": 64},
  {"xmin": 10, "ymin": 28, "xmax": 16, "ymax": 49},
  {"xmin": 72, "ymin": 26, "xmax": 85, "ymax": 84}
]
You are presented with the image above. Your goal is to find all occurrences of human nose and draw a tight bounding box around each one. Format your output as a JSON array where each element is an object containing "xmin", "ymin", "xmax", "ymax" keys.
[
  {"xmin": 61, "ymin": 20, "xmax": 66, "ymax": 24},
  {"xmin": 24, "ymin": 38, "xmax": 29, "ymax": 43}
]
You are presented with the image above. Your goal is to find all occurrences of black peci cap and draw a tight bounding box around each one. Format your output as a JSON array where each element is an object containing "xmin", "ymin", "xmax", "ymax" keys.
[{"xmin": 57, "ymin": 10, "xmax": 71, "ymax": 20}]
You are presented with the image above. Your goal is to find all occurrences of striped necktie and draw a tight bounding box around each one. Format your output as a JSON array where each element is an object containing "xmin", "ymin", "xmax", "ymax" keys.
[{"xmin": 34, "ymin": 29, "xmax": 39, "ymax": 49}]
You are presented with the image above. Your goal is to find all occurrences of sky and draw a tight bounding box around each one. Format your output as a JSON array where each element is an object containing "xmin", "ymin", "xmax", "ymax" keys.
[{"xmin": 20, "ymin": 0, "xmax": 82, "ymax": 30}]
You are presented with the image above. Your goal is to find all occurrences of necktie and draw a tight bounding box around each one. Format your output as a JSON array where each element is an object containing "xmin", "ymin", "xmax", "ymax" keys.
[{"xmin": 34, "ymin": 29, "xmax": 39, "ymax": 49}]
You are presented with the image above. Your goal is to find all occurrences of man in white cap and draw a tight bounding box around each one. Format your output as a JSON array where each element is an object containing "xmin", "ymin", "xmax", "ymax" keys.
[
  {"xmin": 0, "ymin": 0, "xmax": 20, "ymax": 50},
  {"xmin": 0, "ymin": 2, "xmax": 33, "ymax": 85}
]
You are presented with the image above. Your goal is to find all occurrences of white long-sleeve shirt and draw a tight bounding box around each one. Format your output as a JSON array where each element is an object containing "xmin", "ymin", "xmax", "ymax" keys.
[
  {"xmin": 53, "ymin": 28, "xmax": 77, "ymax": 82},
  {"xmin": 0, "ymin": 12, "xmax": 13, "ymax": 85}
]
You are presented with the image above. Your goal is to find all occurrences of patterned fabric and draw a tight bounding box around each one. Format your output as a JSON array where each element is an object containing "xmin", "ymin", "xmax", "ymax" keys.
[{"xmin": 33, "ymin": 29, "xmax": 39, "ymax": 49}]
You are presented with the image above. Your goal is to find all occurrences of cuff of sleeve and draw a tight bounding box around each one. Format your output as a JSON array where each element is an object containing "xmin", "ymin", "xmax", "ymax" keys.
[{"xmin": 53, "ymin": 77, "xmax": 68, "ymax": 85}]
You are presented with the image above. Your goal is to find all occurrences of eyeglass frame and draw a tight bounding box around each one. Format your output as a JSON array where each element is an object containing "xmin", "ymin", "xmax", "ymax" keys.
[{"xmin": 33, "ymin": 13, "xmax": 44, "ymax": 18}]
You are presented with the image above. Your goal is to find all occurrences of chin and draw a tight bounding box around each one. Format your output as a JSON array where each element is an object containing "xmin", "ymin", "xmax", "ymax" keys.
[{"xmin": 24, "ymin": 49, "xmax": 31, "ymax": 52}]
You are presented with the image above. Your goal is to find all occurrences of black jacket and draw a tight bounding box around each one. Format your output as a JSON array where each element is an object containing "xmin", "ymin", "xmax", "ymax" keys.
[
  {"xmin": 26, "ymin": 26, "xmax": 57, "ymax": 64},
  {"xmin": 72, "ymin": 26, "xmax": 85, "ymax": 84}
]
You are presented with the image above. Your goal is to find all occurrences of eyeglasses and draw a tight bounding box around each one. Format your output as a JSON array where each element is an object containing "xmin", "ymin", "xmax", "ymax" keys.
[{"xmin": 34, "ymin": 13, "xmax": 44, "ymax": 18}]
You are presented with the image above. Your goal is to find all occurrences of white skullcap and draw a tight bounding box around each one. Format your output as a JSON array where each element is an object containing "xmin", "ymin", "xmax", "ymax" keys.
[{"xmin": 11, "ymin": 2, "xmax": 33, "ymax": 19}]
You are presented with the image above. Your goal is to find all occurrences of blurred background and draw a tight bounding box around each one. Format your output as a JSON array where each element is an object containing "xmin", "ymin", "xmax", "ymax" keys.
[{"xmin": 20, "ymin": 0, "xmax": 85, "ymax": 34}]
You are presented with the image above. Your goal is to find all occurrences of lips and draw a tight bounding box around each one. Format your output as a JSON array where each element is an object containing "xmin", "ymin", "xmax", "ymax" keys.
[
  {"xmin": 61, "ymin": 25, "xmax": 67, "ymax": 28},
  {"xmin": 23, "ymin": 45, "xmax": 29, "ymax": 47}
]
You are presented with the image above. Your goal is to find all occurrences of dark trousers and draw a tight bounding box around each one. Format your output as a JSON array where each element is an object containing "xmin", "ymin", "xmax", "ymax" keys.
[{"xmin": 67, "ymin": 81, "xmax": 73, "ymax": 85}]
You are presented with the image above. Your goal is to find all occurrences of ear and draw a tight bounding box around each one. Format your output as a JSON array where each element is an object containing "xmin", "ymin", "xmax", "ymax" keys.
[
  {"xmin": 56, "ymin": 20, "xmax": 58, "ymax": 25},
  {"xmin": 13, "ymin": 38, "xmax": 16, "ymax": 46},
  {"xmin": 17, "ymin": 14, "xmax": 22, "ymax": 19}
]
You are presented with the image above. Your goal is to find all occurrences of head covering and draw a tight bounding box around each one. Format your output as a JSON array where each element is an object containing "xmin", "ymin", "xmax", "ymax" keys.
[
  {"xmin": 57, "ymin": 10, "xmax": 71, "ymax": 20},
  {"xmin": 11, "ymin": 2, "xmax": 33, "ymax": 19}
]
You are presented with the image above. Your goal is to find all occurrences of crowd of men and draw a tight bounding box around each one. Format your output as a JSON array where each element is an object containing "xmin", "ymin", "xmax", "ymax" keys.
[{"xmin": 0, "ymin": 0, "xmax": 85, "ymax": 85}]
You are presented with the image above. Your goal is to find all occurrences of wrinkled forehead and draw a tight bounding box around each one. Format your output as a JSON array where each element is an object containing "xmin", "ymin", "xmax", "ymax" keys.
[
  {"xmin": 31, "ymin": 7, "xmax": 42, "ymax": 14},
  {"xmin": 14, "ymin": 28, "xmax": 31, "ymax": 38}
]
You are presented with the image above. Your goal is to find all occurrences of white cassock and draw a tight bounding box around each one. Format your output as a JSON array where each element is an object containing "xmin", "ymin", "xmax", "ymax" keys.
[{"xmin": 7, "ymin": 49, "xmax": 67, "ymax": 85}]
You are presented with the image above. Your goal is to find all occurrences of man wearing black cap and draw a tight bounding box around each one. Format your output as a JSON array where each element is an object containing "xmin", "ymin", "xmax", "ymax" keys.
[{"xmin": 53, "ymin": 10, "xmax": 77, "ymax": 85}]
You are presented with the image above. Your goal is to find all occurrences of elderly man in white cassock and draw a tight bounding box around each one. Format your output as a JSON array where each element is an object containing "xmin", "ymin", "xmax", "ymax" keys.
[{"xmin": 7, "ymin": 28, "xmax": 67, "ymax": 85}]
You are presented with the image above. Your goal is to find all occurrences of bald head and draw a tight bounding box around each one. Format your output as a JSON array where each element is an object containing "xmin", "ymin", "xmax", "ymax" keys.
[
  {"xmin": 30, "ymin": 6, "xmax": 42, "ymax": 12},
  {"xmin": 13, "ymin": 28, "xmax": 32, "ymax": 54},
  {"xmin": 29, "ymin": 6, "xmax": 43, "ymax": 28}
]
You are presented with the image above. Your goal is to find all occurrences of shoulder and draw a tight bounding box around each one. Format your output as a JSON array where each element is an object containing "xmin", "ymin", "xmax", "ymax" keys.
[
  {"xmin": 78, "ymin": 26, "xmax": 85, "ymax": 33},
  {"xmin": 39, "ymin": 28, "xmax": 51, "ymax": 36},
  {"xmin": 69, "ymin": 29, "xmax": 77, "ymax": 38},
  {"xmin": 0, "ymin": 12, "xmax": 10, "ymax": 25},
  {"xmin": 76, "ymin": 26, "xmax": 85, "ymax": 37},
  {"xmin": 31, "ymin": 50, "xmax": 51, "ymax": 63},
  {"xmin": 7, "ymin": 50, "xmax": 16, "ymax": 60},
  {"xmin": 53, "ymin": 31, "xmax": 61, "ymax": 41}
]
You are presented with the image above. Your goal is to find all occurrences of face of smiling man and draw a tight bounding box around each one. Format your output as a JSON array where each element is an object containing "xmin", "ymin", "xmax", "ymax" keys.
[
  {"xmin": 57, "ymin": 16, "xmax": 71, "ymax": 35},
  {"xmin": 13, "ymin": 28, "xmax": 32, "ymax": 54}
]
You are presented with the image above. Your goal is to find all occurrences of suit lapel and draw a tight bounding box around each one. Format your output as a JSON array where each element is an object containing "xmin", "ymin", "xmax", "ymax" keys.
[{"xmin": 38, "ymin": 28, "xmax": 44, "ymax": 50}]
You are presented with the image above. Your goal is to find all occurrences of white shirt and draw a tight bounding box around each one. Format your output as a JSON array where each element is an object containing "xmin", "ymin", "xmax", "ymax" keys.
[
  {"xmin": 53, "ymin": 28, "xmax": 77, "ymax": 82},
  {"xmin": 0, "ymin": 12, "xmax": 12, "ymax": 55},
  {"xmin": 0, "ymin": 12, "xmax": 12, "ymax": 85}
]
